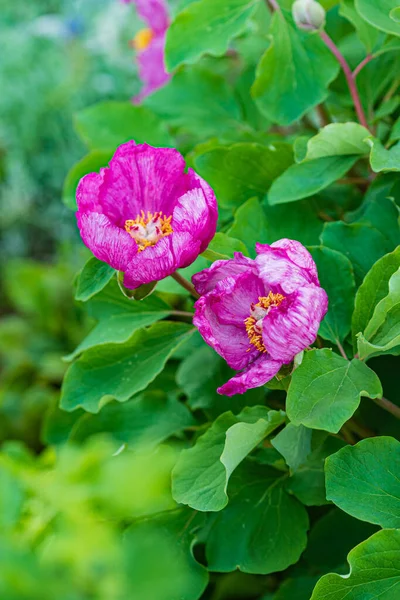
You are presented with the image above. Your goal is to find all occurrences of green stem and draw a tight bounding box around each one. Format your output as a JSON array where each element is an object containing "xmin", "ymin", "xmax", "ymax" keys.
[{"xmin": 171, "ymin": 272, "xmax": 200, "ymax": 299}]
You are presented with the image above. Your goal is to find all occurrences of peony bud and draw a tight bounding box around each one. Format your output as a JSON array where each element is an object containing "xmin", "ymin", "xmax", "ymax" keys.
[{"xmin": 292, "ymin": 0, "xmax": 326, "ymax": 31}]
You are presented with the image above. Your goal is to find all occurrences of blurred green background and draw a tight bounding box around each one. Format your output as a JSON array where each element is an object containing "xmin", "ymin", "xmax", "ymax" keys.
[{"xmin": 0, "ymin": 0, "xmax": 139, "ymax": 450}]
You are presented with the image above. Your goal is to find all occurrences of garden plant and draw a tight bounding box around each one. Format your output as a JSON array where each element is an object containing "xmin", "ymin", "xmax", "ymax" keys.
[{"xmin": 1, "ymin": 0, "xmax": 400, "ymax": 598}]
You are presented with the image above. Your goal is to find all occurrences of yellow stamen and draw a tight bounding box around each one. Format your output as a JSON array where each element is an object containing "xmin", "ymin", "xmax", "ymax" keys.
[
  {"xmin": 125, "ymin": 210, "xmax": 173, "ymax": 252},
  {"xmin": 244, "ymin": 292, "xmax": 285, "ymax": 353},
  {"xmin": 132, "ymin": 28, "xmax": 154, "ymax": 51}
]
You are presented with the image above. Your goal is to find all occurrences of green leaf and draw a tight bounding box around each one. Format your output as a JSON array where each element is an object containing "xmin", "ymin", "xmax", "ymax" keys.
[
  {"xmin": 228, "ymin": 197, "xmax": 323, "ymax": 255},
  {"xmin": 206, "ymin": 462, "xmax": 309, "ymax": 574},
  {"xmin": 60, "ymin": 322, "xmax": 194, "ymax": 413},
  {"xmin": 304, "ymin": 508, "xmax": 379, "ymax": 570},
  {"xmin": 71, "ymin": 391, "xmax": 195, "ymax": 448},
  {"xmin": 274, "ymin": 577, "xmax": 320, "ymax": 600},
  {"xmin": 369, "ymin": 138, "xmax": 400, "ymax": 172},
  {"xmin": 272, "ymin": 423, "xmax": 314, "ymax": 472},
  {"xmin": 355, "ymin": 0, "xmax": 400, "ymax": 37},
  {"xmin": 165, "ymin": 0, "xmax": 258, "ymax": 70},
  {"xmin": 66, "ymin": 290, "xmax": 171, "ymax": 360},
  {"xmin": 252, "ymin": 12, "xmax": 339, "ymax": 125},
  {"xmin": 309, "ymin": 246, "xmax": 356, "ymax": 344},
  {"xmin": 75, "ymin": 257, "xmax": 115, "ymax": 302},
  {"xmin": 176, "ymin": 343, "xmax": 265, "ymax": 418},
  {"xmin": 74, "ymin": 102, "xmax": 172, "ymax": 151},
  {"xmin": 321, "ymin": 221, "xmax": 392, "ymax": 285},
  {"xmin": 357, "ymin": 268, "xmax": 400, "ymax": 360},
  {"xmin": 352, "ymin": 247, "xmax": 400, "ymax": 347},
  {"xmin": 268, "ymin": 156, "xmax": 357, "ymax": 204},
  {"xmin": 124, "ymin": 510, "xmax": 209, "ymax": 600},
  {"xmin": 311, "ymin": 529, "xmax": 400, "ymax": 600},
  {"xmin": 172, "ymin": 407, "xmax": 285, "ymax": 511},
  {"xmin": 286, "ymin": 349, "xmax": 383, "ymax": 433},
  {"xmin": 286, "ymin": 437, "xmax": 345, "ymax": 506},
  {"xmin": 325, "ymin": 436, "xmax": 400, "ymax": 527},
  {"xmin": 304, "ymin": 123, "xmax": 371, "ymax": 160},
  {"xmin": 340, "ymin": 0, "xmax": 380, "ymax": 52},
  {"xmin": 193, "ymin": 142, "xmax": 294, "ymax": 209},
  {"xmin": 145, "ymin": 67, "xmax": 243, "ymax": 139},
  {"xmin": 202, "ymin": 232, "xmax": 249, "ymax": 261},
  {"xmin": 63, "ymin": 150, "xmax": 113, "ymax": 210}
]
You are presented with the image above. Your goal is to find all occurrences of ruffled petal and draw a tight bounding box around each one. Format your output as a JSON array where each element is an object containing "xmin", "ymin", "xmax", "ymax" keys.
[
  {"xmin": 212, "ymin": 272, "xmax": 265, "ymax": 326},
  {"xmin": 192, "ymin": 253, "xmax": 255, "ymax": 295},
  {"xmin": 134, "ymin": 34, "xmax": 171, "ymax": 102},
  {"xmin": 256, "ymin": 239, "xmax": 319, "ymax": 293},
  {"xmin": 193, "ymin": 280, "xmax": 259, "ymax": 371},
  {"xmin": 186, "ymin": 169, "xmax": 218, "ymax": 252},
  {"xmin": 77, "ymin": 212, "xmax": 138, "ymax": 272},
  {"xmin": 76, "ymin": 171, "xmax": 106, "ymax": 215},
  {"xmin": 131, "ymin": 0, "xmax": 169, "ymax": 33},
  {"xmin": 94, "ymin": 142, "xmax": 186, "ymax": 225},
  {"xmin": 172, "ymin": 183, "xmax": 217, "ymax": 255},
  {"xmin": 122, "ymin": 231, "xmax": 200, "ymax": 289},
  {"xmin": 262, "ymin": 284, "xmax": 328, "ymax": 363},
  {"xmin": 218, "ymin": 356, "xmax": 282, "ymax": 396}
]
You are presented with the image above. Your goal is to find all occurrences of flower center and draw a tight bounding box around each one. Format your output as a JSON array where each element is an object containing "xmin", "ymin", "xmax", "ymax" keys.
[
  {"xmin": 244, "ymin": 292, "xmax": 285, "ymax": 353},
  {"xmin": 132, "ymin": 28, "xmax": 154, "ymax": 51},
  {"xmin": 125, "ymin": 211, "xmax": 173, "ymax": 252}
]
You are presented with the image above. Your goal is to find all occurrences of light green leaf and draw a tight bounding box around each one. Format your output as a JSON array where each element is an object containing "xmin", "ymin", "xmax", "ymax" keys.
[
  {"xmin": 202, "ymin": 232, "xmax": 249, "ymax": 261},
  {"xmin": 390, "ymin": 115, "xmax": 400, "ymax": 143},
  {"xmin": 145, "ymin": 67, "xmax": 243, "ymax": 139},
  {"xmin": 252, "ymin": 12, "xmax": 339, "ymax": 125},
  {"xmin": 268, "ymin": 156, "xmax": 357, "ymax": 204},
  {"xmin": 63, "ymin": 150, "xmax": 113, "ymax": 210},
  {"xmin": 61, "ymin": 322, "xmax": 194, "ymax": 413},
  {"xmin": 355, "ymin": 0, "xmax": 400, "ymax": 37},
  {"xmin": 352, "ymin": 246, "xmax": 400, "ymax": 347},
  {"xmin": 75, "ymin": 257, "xmax": 115, "ymax": 302},
  {"xmin": 321, "ymin": 221, "xmax": 392, "ymax": 285},
  {"xmin": 74, "ymin": 102, "xmax": 172, "ymax": 151},
  {"xmin": 71, "ymin": 391, "xmax": 195, "ymax": 448},
  {"xmin": 206, "ymin": 462, "xmax": 309, "ymax": 574},
  {"xmin": 165, "ymin": 0, "xmax": 258, "ymax": 70},
  {"xmin": 305, "ymin": 123, "xmax": 370, "ymax": 160},
  {"xmin": 340, "ymin": 0, "xmax": 381, "ymax": 51},
  {"xmin": 193, "ymin": 142, "xmax": 294, "ymax": 209},
  {"xmin": 311, "ymin": 529, "xmax": 400, "ymax": 599},
  {"xmin": 124, "ymin": 510, "xmax": 209, "ymax": 600},
  {"xmin": 326, "ymin": 436, "xmax": 400, "ymax": 527},
  {"xmin": 369, "ymin": 138, "xmax": 400, "ymax": 172},
  {"xmin": 172, "ymin": 407, "xmax": 285, "ymax": 511},
  {"xmin": 286, "ymin": 349, "xmax": 383, "ymax": 433},
  {"xmin": 309, "ymin": 246, "xmax": 356, "ymax": 344},
  {"xmin": 357, "ymin": 268, "xmax": 400, "ymax": 360}
]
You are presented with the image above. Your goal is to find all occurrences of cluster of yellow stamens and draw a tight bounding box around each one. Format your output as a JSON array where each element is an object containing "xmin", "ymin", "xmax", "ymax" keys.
[
  {"xmin": 244, "ymin": 292, "xmax": 285, "ymax": 353},
  {"xmin": 125, "ymin": 211, "xmax": 173, "ymax": 252},
  {"xmin": 131, "ymin": 28, "xmax": 154, "ymax": 51}
]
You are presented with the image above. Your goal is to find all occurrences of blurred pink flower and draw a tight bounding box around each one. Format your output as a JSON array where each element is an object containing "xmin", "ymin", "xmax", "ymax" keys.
[
  {"xmin": 76, "ymin": 141, "xmax": 218, "ymax": 289},
  {"xmin": 193, "ymin": 240, "xmax": 328, "ymax": 396},
  {"xmin": 124, "ymin": 0, "xmax": 171, "ymax": 102}
]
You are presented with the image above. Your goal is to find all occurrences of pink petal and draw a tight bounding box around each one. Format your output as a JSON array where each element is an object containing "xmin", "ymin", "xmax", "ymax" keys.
[
  {"xmin": 218, "ymin": 356, "xmax": 282, "ymax": 396},
  {"xmin": 212, "ymin": 272, "xmax": 265, "ymax": 326},
  {"xmin": 134, "ymin": 34, "xmax": 171, "ymax": 102},
  {"xmin": 262, "ymin": 284, "xmax": 328, "ymax": 363},
  {"xmin": 192, "ymin": 253, "xmax": 255, "ymax": 295},
  {"xmin": 77, "ymin": 212, "xmax": 138, "ymax": 271},
  {"xmin": 172, "ymin": 183, "xmax": 217, "ymax": 254},
  {"xmin": 193, "ymin": 280, "xmax": 259, "ymax": 372},
  {"xmin": 131, "ymin": 0, "xmax": 169, "ymax": 33}
]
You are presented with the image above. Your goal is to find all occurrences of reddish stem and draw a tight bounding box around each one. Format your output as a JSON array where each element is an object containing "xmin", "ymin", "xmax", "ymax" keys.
[
  {"xmin": 266, "ymin": 0, "xmax": 280, "ymax": 12},
  {"xmin": 319, "ymin": 31, "xmax": 369, "ymax": 130},
  {"xmin": 336, "ymin": 339, "xmax": 348, "ymax": 360},
  {"xmin": 353, "ymin": 54, "xmax": 374, "ymax": 79},
  {"xmin": 372, "ymin": 396, "xmax": 400, "ymax": 420}
]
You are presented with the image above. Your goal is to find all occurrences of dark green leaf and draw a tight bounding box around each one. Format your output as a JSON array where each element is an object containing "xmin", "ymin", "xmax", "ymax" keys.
[
  {"xmin": 61, "ymin": 322, "xmax": 194, "ymax": 413},
  {"xmin": 75, "ymin": 257, "xmax": 115, "ymax": 302},
  {"xmin": 202, "ymin": 232, "xmax": 249, "ymax": 262}
]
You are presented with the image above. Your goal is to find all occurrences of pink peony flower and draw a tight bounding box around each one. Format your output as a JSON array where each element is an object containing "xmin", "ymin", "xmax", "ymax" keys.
[
  {"xmin": 124, "ymin": 0, "xmax": 171, "ymax": 102},
  {"xmin": 76, "ymin": 140, "xmax": 218, "ymax": 289},
  {"xmin": 192, "ymin": 240, "xmax": 328, "ymax": 396}
]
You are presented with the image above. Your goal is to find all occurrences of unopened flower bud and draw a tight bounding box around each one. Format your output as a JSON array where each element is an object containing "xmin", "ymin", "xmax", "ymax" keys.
[{"xmin": 292, "ymin": 0, "xmax": 326, "ymax": 31}]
